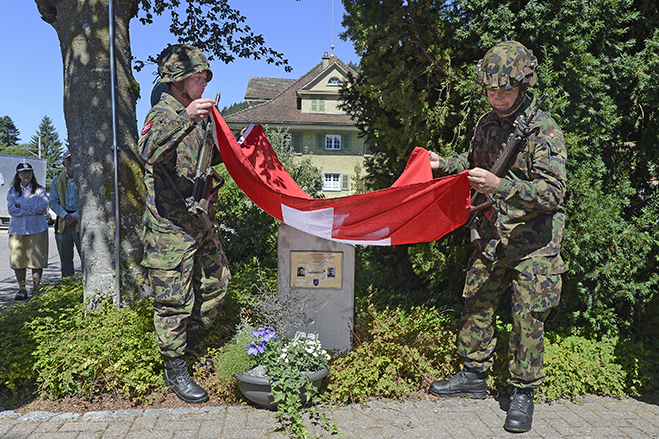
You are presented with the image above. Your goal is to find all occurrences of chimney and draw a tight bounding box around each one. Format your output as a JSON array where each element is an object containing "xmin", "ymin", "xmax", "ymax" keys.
[{"xmin": 322, "ymin": 52, "xmax": 330, "ymax": 69}]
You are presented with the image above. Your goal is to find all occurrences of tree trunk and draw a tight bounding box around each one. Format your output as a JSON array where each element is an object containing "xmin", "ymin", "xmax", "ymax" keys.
[{"xmin": 35, "ymin": 0, "xmax": 147, "ymax": 304}]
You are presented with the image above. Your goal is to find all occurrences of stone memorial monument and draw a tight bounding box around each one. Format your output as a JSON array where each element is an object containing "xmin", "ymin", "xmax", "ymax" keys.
[{"xmin": 277, "ymin": 223, "xmax": 355, "ymax": 353}]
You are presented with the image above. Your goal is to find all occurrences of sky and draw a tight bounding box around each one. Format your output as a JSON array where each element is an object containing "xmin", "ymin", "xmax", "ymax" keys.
[{"xmin": 0, "ymin": 1, "xmax": 359, "ymax": 146}]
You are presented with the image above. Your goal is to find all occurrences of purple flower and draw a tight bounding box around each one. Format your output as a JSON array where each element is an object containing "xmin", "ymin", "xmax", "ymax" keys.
[
  {"xmin": 252, "ymin": 327, "xmax": 278, "ymax": 343},
  {"xmin": 246, "ymin": 327, "xmax": 279, "ymax": 356},
  {"xmin": 246, "ymin": 342, "xmax": 266, "ymax": 356}
]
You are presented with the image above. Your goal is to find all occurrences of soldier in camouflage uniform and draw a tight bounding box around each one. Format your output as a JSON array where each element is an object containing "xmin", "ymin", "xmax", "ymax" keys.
[
  {"xmin": 428, "ymin": 41, "xmax": 567, "ymax": 433},
  {"xmin": 138, "ymin": 44, "xmax": 231, "ymax": 404}
]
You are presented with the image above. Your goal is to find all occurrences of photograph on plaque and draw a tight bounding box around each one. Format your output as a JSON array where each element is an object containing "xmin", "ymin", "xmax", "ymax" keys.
[{"xmin": 291, "ymin": 251, "xmax": 343, "ymax": 289}]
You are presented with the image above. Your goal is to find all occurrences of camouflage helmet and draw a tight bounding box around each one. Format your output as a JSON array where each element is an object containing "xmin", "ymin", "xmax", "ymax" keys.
[
  {"xmin": 157, "ymin": 44, "xmax": 212, "ymax": 84},
  {"xmin": 476, "ymin": 41, "xmax": 537, "ymax": 90}
]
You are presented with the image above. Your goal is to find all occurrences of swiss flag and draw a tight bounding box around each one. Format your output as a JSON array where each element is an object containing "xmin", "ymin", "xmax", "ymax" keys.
[{"xmin": 210, "ymin": 107, "xmax": 470, "ymax": 246}]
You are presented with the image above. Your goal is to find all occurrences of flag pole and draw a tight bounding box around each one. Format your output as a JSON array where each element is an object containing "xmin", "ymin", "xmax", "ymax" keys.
[{"xmin": 109, "ymin": 0, "xmax": 121, "ymax": 308}]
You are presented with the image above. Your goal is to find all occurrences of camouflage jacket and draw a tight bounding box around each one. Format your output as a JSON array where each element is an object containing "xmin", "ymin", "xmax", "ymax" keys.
[
  {"xmin": 435, "ymin": 92, "xmax": 567, "ymax": 263},
  {"xmin": 137, "ymin": 93, "xmax": 210, "ymax": 269}
]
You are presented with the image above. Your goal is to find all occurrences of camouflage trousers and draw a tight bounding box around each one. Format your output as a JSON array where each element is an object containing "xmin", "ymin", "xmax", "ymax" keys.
[
  {"xmin": 148, "ymin": 229, "xmax": 231, "ymax": 358},
  {"xmin": 457, "ymin": 251, "xmax": 563, "ymax": 387}
]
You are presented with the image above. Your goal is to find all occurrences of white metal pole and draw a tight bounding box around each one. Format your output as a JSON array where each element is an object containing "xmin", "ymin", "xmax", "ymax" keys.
[{"xmin": 109, "ymin": 0, "xmax": 121, "ymax": 308}]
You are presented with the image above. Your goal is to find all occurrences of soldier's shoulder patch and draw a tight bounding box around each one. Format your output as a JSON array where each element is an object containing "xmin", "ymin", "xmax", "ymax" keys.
[{"xmin": 141, "ymin": 120, "xmax": 154, "ymax": 135}]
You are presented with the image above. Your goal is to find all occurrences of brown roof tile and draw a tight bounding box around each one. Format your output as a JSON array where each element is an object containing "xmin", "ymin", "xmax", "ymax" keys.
[
  {"xmin": 225, "ymin": 55, "xmax": 358, "ymax": 126},
  {"xmin": 244, "ymin": 77, "xmax": 297, "ymax": 101}
]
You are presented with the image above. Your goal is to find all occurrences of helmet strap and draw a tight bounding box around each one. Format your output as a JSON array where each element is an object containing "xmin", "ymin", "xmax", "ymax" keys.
[
  {"xmin": 492, "ymin": 85, "xmax": 528, "ymax": 117},
  {"xmin": 172, "ymin": 81, "xmax": 193, "ymax": 106}
]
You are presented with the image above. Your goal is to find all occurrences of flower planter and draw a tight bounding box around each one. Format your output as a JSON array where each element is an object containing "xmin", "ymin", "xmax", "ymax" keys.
[{"xmin": 236, "ymin": 367, "xmax": 329, "ymax": 410}]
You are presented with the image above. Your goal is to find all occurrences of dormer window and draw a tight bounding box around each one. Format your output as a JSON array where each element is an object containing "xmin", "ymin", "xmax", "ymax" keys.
[
  {"xmin": 327, "ymin": 77, "xmax": 342, "ymax": 86},
  {"xmin": 310, "ymin": 98, "xmax": 326, "ymax": 113}
]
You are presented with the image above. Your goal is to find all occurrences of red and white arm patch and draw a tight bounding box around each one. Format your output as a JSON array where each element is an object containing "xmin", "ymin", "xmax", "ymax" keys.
[{"xmin": 141, "ymin": 120, "xmax": 154, "ymax": 135}]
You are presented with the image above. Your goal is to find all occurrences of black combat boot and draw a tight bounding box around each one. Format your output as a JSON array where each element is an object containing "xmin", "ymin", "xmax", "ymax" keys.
[
  {"xmin": 163, "ymin": 356, "xmax": 209, "ymax": 404},
  {"xmin": 504, "ymin": 387, "xmax": 534, "ymax": 433},
  {"xmin": 429, "ymin": 365, "xmax": 487, "ymax": 399}
]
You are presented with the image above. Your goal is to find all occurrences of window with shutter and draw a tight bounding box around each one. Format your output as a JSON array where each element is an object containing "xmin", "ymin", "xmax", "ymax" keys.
[
  {"xmin": 341, "ymin": 174, "xmax": 350, "ymax": 191},
  {"xmin": 292, "ymin": 133, "xmax": 302, "ymax": 153},
  {"xmin": 316, "ymin": 133, "xmax": 324, "ymax": 150},
  {"xmin": 310, "ymin": 98, "xmax": 326, "ymax": 113},
  {"xmin": 342, "ymin": 134, "xmax": 351, "ymax": 150}
]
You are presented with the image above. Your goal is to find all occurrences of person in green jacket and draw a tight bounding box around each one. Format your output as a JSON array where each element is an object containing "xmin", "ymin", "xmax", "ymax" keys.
[
  {"xmin": 428, "ymin": 41, "xmax": 567, "ymax": 433},
  {"xmin": 137, "ymin": 44, "xmax": 231, "ymax": 404},
  {"xmin": 49, "ymin": 152, "xmax": 81, "ymax": 278}
]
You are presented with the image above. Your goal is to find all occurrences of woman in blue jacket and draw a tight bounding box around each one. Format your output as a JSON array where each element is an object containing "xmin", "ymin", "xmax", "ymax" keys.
[{"xmin": 7, "ymin": 162, "xmax": 49, "ymax": 301}]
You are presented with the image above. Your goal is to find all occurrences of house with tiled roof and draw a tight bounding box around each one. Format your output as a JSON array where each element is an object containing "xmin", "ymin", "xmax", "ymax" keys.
[{"xmin": 225, "ymin": 52, "xmax": 369, "ymax": 198}]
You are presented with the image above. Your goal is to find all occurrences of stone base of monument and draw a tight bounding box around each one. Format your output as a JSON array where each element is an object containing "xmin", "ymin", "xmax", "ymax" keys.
[{"xmin": 277, "ymin": 224, "xmax": 355, "ymax": 353}]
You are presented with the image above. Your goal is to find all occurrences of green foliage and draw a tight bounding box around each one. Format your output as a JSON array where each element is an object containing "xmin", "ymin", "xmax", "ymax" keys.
[
  {"xmin": 341, "ymin": 0, "xmax": 659, "ymax": 338},
  {"xmin": 0, "ymin": 115, "xmax": 21, "ymax": 150},
  {"xmin": 341, "ymin": 0, "xmax": 484, "ymax": 189},
  {"xmin": 28, "ymin": 115, "xmax": 65, "ymax": 179},
  {"xmin": 0, "ymin": 280, "xmax": 83, "ymax": 393},
  {"xmin": 542, "ymin": 335, "xmax": 626, "ymax": 401},
  {"xmin": 0, "ymin": 279, "xmax": 162, "ymax": 403},
  {"xmin": 327, "ymin": 300, "xmax": 460, "ymax": 404},
  {"xmin": 354, "ymin": 245, "xmax": 429, "ymax": 308},
  {"xmin": 220, "ymin": 101, "xmax": 249, "ymax": 116},
  {"xmin": 215, "ymin": 170, "xmax": 280, "ymax": 269},
  {"xmin": 1, "ymin": 269, "xmax": 657, "ymax": 410},
  {"xmin": 614, "ymin": 332, "xmax": 659, "ymax": 396},
  {"xmin": 407, "ymin": 232, "xmax": 472, "ymax": 306},
  {"xmin": 29, "ymin": 296, "xmax": 162, "ymax": 402},
  {"xmin": 204, "ymin": 320, "xmax": 257, "ymax": 402},
  {"xmin": 134, "ymin": 1, "xmax": 292, "ymax": 72}
]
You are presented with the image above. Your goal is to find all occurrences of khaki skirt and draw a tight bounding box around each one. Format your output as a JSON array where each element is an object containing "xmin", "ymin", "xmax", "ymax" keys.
[{"xmin": 9, "ymin": 230, "xmax": 49, "ymax": 270}]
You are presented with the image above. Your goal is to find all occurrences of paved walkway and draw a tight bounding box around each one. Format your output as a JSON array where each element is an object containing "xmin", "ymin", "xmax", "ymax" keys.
[
  {"xmin": 1, "ymin": 229, "xmax": 658, "ymax": 438},
  {"xmin": 0, "ymin": 395, "xmax": 658, "ymax": 438}
]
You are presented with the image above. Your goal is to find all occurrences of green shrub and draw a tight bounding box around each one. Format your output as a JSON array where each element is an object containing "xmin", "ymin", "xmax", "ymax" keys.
[
  {"xmin": 203, "ymin": 319, "xmax": 256, "ymax": 402},
  {"xmin": 28, "ymin": 292, "xmax": 162, "ymax": 402},
  {"xmin": 326, "ymin": 299, "xmax": 460, "ymax": 404},
  {"xmin": 0, "ymin": 279, "xmax": 163, "ymax": 404},
  {"xmin": 0, "ymin": 278, "xmax": 82, "ymax": 393},
  {"xmin": 615, "ymin": 334, "xmax": 659, "ymax": 396},
  {"xmin": 2, "ymin": 263, "xmax": 657, "ymax": 409},
  {"xmin": 542, "ymin": 334, "xmax": 627, "ymax": 401},
  {"xmin": 484, "ymin": 318, "xmax": 656, "ymax": 401}
]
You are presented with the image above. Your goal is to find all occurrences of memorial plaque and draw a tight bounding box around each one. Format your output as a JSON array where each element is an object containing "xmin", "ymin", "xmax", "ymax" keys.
[{"xmin": 291, "ymin": 251, "xmax": 343, "ymax": 289}]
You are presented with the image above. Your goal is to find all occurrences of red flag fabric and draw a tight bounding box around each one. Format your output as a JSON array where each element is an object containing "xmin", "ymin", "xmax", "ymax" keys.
[{"xmin": 211, "ymin": 107, "xmax": 471, "ymax": 246}]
